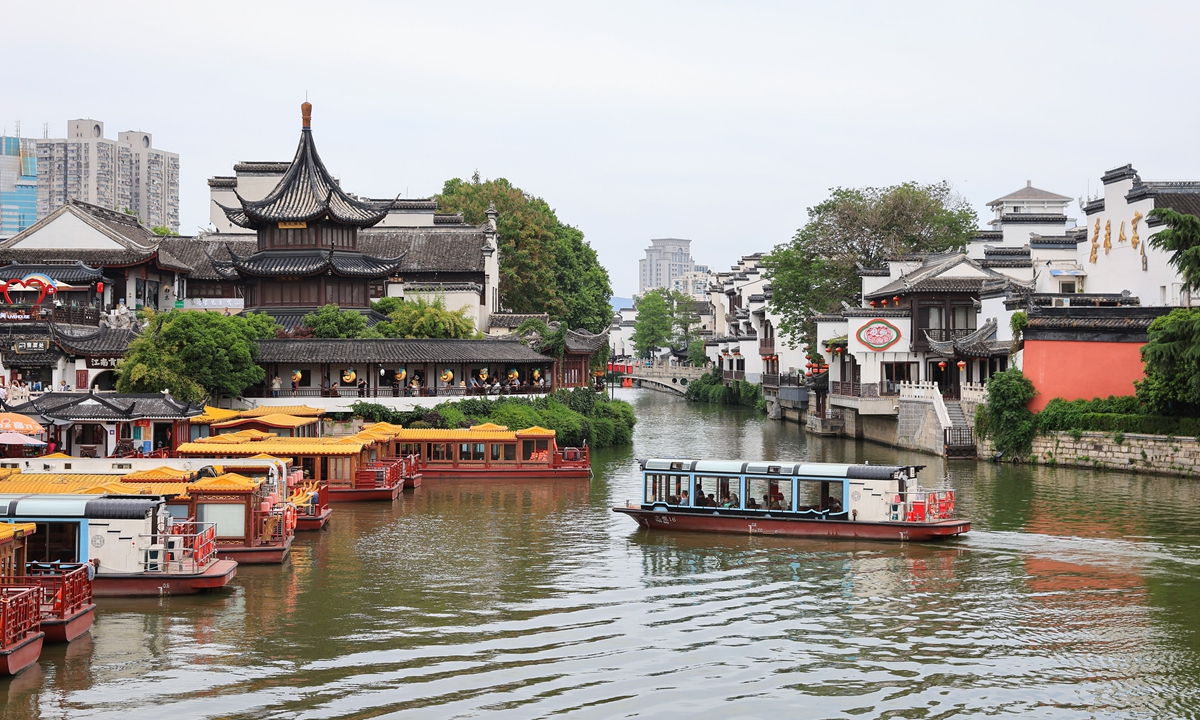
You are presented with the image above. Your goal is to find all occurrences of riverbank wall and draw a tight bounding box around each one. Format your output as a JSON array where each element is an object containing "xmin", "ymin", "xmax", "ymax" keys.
[{"xmin": 974, "ymin": 430, "xmax": 1200, "ymax": 476}]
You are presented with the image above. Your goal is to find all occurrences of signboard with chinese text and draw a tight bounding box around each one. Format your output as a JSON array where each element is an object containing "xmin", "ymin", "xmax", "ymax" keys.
[
  {"xmin": 13, "ymin": 339, "xmax": 48, "ymax": 353},
  {"xmin": 86, "ymin": 356, "xmax": 122, "ymax": 369},
  {"xmin": 856, "ymin": 319, "xmax": 902, "ymax": 351}
]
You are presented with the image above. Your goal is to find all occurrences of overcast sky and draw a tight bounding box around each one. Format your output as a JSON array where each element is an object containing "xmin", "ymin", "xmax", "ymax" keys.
[{"xmin": 5, "ymin": 1, "xmax": 1198, "ymax": 296}]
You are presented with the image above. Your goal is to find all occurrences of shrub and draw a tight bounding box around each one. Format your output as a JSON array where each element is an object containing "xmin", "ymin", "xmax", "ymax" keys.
[{"xmin": 975, "ymin": 369, "xmax": 1037, "ymax": 457}]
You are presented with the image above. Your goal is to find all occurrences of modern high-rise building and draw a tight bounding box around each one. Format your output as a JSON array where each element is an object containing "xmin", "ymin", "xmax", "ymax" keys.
[
  {"xmin": 638, "ymin": 237, "xmax": 696, "ymax": 294},
  {"xmin": 36, "ymin": 119, "xmax": 179, "ymax": 231},
  {"xmin": 0, "ymin": 134, "xmax": 37, "ymax": 236}
]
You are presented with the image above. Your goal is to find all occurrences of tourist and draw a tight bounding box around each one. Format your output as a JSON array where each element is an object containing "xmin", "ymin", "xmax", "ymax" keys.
[
  {"xmin": 59, "ymin": 379, "xmax": 70, "ymax": 393},
  {"xmin": 322, "ymin": 376, "xmax": 330, "ymax": 396},
  {"xmin": 679, "ymin": 490, "xmax": 689, "ymax": 506},
  {"xmin": 357, "ymin": 376, "xmax": 368, "ymax": 396},
  {"xmin": 271, "ymin": 375, "xmax": 282, "ymax": 398}
]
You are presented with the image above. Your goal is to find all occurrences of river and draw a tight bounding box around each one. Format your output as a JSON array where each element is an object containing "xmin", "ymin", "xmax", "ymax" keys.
[{"xmin": 5, "ymin": 388, "xmax": 1200, "ymax": 719}]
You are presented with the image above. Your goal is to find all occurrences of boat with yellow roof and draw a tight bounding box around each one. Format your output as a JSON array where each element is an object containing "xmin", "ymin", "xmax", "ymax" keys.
[{"xmin": 376, "ymin": 422, "xmax": 591, "ymax": 479}]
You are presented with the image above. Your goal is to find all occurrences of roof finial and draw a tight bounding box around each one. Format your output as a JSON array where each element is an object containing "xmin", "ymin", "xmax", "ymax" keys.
[
  {"xmin": 1027, "ymin": 180, "xmax": 1031, "ymax": 187},
  {"xmin": 302, "ymin": 100, "xmax": 312, "ymax": 129}
]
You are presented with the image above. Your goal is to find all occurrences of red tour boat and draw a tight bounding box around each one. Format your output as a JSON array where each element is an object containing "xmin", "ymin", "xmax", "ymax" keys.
[
  {"xmin": 383, "ymin": 423, "xmax": 591, "ymax": 480},
  {"xmin": 615, "ymin": 458, "xmax": 968, "ymax": 541}
]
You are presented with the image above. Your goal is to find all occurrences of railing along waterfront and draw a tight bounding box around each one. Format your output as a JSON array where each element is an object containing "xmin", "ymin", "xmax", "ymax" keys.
[
  {"xmin": 243, "ymin": 385, "xmax": 555, "ymax": 399},
  {"xmin": 830, "ymin": 380, "xmax": 900, "ymax": 397},
  {"xmin": 761, "ymin": 373, "xmax": 779, "ymax": 387}
]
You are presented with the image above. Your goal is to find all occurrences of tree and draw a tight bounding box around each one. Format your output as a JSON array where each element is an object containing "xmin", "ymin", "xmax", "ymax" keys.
[
  {"xmin": 436, "ymin": 175, "xmax": 612, "ymax": 333},
  {"xmin": 116, "ymin": 310, "xmax": 279, "ymax": 402},
  {"xmin": 761, "ymin": 182, "xmax": 978, "ymax": 346},
  {"xmin": 301, "ymin": 304, "xmax": 370, "ymax": 338},
  {"xmin": 687, "ymin": 340, "xmax": 708, "ymax": 367},
  {"xmin": 1148, "ymin": 207, "xmax": 1200, "ymax": 293},
  {"xmin": 632, "ymin": 290, "xmax": 673, "ymax": 358},
  {"xmin": 668, "ymin": 290, "xmax": 700, "ymax": 346},
  {"xmin": 373, "ymin": 295, "xmax": 478, "ymax": 339},
  {"xmin": 974, "ymin": 368, "xmax": 1037, "ymax": 458},
  {"xmin": 1136, "ymin": 308, "xmax": 1200, "ymax": 416},
  {"xmin": 150, "ymin": 226, "xmax": 178, "ymax": 236}
]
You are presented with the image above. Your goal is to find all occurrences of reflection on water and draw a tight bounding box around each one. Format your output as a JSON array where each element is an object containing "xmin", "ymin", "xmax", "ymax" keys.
[{"xmin": 4, "ymin": 389, "xmax": 1200, "ymax": 718}]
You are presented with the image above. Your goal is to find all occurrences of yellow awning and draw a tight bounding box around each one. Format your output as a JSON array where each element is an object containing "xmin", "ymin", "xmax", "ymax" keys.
[
  {"xmin": 190, "ymin": 473, "xmax": 262, "ymax": 492},
  {"xmin": 190, "ymin": 405, "xmax": 242, "ymax": 424},
  {"xmin": 212, "ymin": 413, "xmax": 319, "ymax": 430},
  {"xmin": 239, "ymin": 405, "xmax": 324, "ymax": 418},
  {"xmin": 0, "ymin": 522, "xmax": 37, "ymax": 542},
  {"xmin": 122, "ymin": 466, "xmax": 195, "ymax": 482}
]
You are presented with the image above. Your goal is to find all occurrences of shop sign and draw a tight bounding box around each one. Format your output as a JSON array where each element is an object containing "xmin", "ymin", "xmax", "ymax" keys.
[
  {"xmin": 87, "ymin": 356, "xmax": 123, "ymax": 368},
  {"xmin": 856, "ymin": 319, "xmax": 902, "ymax": 351},
  {"xmin": 13, "ymin": 339, "xmax": 48, "ymax": 353},
  {"xmin": 0, "ymin": 310, "xmax": 33, "ymax": 322}
]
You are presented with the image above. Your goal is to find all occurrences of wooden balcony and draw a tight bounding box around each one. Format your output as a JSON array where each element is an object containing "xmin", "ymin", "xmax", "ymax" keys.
[
  {"xmin": 759, "ymin": 337, "xmax": 775, "ymax": 355},
  {"xmin": 722, "ymin": 369, "xmax": 745, "ymax": 381}
]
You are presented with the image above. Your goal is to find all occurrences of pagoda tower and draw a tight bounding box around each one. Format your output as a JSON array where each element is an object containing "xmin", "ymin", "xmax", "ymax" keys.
[{"xmin": 214, "ymin": 102, "xmax": 402, "ymax": 329}]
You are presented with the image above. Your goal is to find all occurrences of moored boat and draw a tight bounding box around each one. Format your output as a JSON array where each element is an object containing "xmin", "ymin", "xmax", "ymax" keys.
[
  {"xmin": 381, "ymin": 423, "xmax": 591, "ymax": 480},
  {"xmin": 0, "ymin": 586, "xmax": 44, "ymax": 675},
  {"xmin": 0, "ymin": 495, "xmax": 237, "ymax": 596},
  {"xmin": 9, "ymin": 563, "xmax": 96, "ymax": 643},
  {"xmin": 614, "ymin": 459, "xmax": 968, "ymax": 541}
]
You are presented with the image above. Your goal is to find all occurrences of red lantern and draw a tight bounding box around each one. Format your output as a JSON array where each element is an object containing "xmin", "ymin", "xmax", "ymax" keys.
[
  {"xmin": 957, "ymin": 360, "xmax": 967, "ymax": 370},
  {"xmin": 869, "ymin": 300, "xmax": 877, "ymax": 307},
  {"xmin": 938, "ymin": 361, "xmax": 947, "ymax": 370},
  {"xmin": 96, "ymin": 281, "xmax": 105, "ymax": 293},
  {"xmin": 881, "ymin": 298, "xmax": 888, "ymax": 307},
  {"xmin": 893, "ymin": 295, "xmax": 900, "ymax": 304}
]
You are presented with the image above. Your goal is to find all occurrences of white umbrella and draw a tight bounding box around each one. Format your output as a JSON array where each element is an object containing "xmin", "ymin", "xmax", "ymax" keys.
[{"xmin": 0, "ymin": 432, "xmax": 46, "ymax": 446}]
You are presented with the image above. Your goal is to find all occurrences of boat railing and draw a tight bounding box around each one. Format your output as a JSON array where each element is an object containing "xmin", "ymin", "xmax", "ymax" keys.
[
  {"xmin": 352, "ymin": 453, "xmax": 422, "ymax": 490},
  {"xmin": 554, "ymin": 445, "xmax": 589, "ymax": 468},
  {"xmin": 13, "ymin": 563, "xmax": 94, "ymax": 619},
  {"xmin": 0, "ymin": 587, "xmax": 41, "ymax": 647},
  {"xmin": 139, "ymin": 521, "xmax": 219, "ymax": 572},
  {"xmin": 898, "ymin": 489, "xmax": 956, "ymax": 522}
]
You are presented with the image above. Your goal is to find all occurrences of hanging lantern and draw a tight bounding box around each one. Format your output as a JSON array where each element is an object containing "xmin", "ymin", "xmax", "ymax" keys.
[
  {"xmin": 869, "ymin": 300, "xmax": 877, "ymax": 307},
  {"xmin": 893, "ymin": 295, "xmax": 900, "ymax": 305},
  {"xmin": 938, "ymin": 361, "xmax": 947, "ymax": 370},
  {"xmin": 96, "ymin": 281, "xmax": 105, "ymax": 293},
  {"xmin": 880, "ymin": 298, "xmax": 888, "ymax": 307},
  {"xmin": 956, "ymin": 360, "xmax": 967, "ymax": 370}
]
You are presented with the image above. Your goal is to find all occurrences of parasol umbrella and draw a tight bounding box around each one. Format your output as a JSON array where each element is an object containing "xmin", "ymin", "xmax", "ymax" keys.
[
  {"xmin": 0, "ymin": 432, "xmax": 45, "ymax": 446},
  {"xmin": 0, "ymin": 413, "xmax": 45, "ymax": 435}
]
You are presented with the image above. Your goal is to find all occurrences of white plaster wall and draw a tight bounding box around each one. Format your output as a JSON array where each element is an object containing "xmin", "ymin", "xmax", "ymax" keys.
[{"xmin": 12, "ymin": 212, "xmax": 126, "ymax": 250}]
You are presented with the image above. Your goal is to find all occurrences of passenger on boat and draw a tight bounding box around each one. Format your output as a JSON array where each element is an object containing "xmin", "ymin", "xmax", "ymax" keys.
[
  {"xmin": 707, "ymin": 493, "xmax": 717, "ymax": 506},
  {"xmin": 680, "ymin": 490, "xmax": 689, "ymax": 505},
  {"xmin": 723, "ymin": 493, "xmax": 739, "ymax": 508},
  {"xmin": 746, "ymin": 497, "xmax": 759, "ymax": 509},
  {"xmin": 827, "ymin": 498, "xmax": 843, "ymax": 513}
]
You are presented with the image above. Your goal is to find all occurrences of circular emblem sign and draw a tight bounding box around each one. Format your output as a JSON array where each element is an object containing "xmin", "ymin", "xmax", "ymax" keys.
[
  {"xmin": 857, "ymin": 319, "xmax": 901, "ymax": 351},
  {"xmin": 91, "ymin": 534, "xmax": 105, "ymax": 548}
]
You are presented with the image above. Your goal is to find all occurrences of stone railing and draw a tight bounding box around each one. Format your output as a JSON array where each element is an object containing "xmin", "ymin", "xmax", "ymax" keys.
[
  {"xmin": 899, "ymin": 381, "xmax": 951, "ymax": 429},
  {"xmin": 960, "ymin": 382, "xmax": 988, "ymax": 405},
  {"xmin": 632, "ymin": 366, "xmax": 707, "ymax": 380}
]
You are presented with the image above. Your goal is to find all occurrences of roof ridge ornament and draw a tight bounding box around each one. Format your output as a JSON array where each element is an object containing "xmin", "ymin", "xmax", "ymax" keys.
[{"xmin": 302, "ymin": 101, "xmax": 312, "ymax": 129}]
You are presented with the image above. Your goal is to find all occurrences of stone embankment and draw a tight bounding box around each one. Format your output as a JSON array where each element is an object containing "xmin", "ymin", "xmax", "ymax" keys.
[{"xmin": 977, "ymin": 431, "xmax": 1200, "ymax": 477}]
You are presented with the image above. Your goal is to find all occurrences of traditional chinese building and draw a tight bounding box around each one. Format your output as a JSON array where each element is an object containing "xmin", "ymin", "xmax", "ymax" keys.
[{"xmin": 210, "ymin": 103, "xmax": 406, "ymax": 330}]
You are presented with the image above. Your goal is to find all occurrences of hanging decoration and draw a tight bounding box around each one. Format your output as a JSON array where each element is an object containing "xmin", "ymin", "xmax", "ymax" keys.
[
  {"xmin": 394, "ymin": 367, "xmax": 407, "ymax": 383},
  {"xmin": 507, "ymin": 368, "xmax": 520, "ymax": 381},
  {"xmin": 342, "ymin": 368, "xmax": 357, "ymax": 384},
  {"xmin": 956, "ymin": 360, "xmax": 967, "ymax": 370},
  {"xmin": 291, "ymin": 369, "xmax": 302, "ymax": 384},
  {"xmin": 440, "ymin": 369, "xmax": 454, "ymax": 384}
]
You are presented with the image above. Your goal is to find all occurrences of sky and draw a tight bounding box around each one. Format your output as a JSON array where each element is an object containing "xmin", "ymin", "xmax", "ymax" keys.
[{"xmin": 4, "ymin": 1, "xmax": 1199, "ymax": 297}]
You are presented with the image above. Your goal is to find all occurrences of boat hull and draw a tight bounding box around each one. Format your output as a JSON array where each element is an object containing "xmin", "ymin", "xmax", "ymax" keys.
[
  {"xmin": 40, "ymin": 604, "xmax": 96, "ymax": 643},
  {"xmin": 328, "ymin": 484, "xmax": 402, "ymax": 502},
  {"xmin": 420, "ymin": 467, "xmax": 591, "ymax": 480},
  {"xmin": 613, "ymin": 507, "xmax": 969, "ymax": 541},
  {"xmin": 214, "ymin": 536, "xmax": 292, "ymax": 564},
  {"xmin": 295, "ymin": 507, "xmax": 332, "ymax": 531},
  {"xmin": 0, "ymin": 632, "xmax": 44, "ymax": 675},
  {"xmin": 92, "ymin": 559, "xmax": 238, "ymax": 596}
]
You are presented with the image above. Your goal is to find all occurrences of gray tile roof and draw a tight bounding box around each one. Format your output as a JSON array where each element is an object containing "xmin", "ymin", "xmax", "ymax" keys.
[
  {"xmin": 359, "ymin": 229, "xmax": 488, "ymax": 274},
  {"xmin": 0, "ymin": 262, "xmax": 110, "ymax": 284},
  {"xmin": 987, "ymin": 182, "xmax": 1072, "ymax": 207},
  {"xmin": 865, "ymin": 254, "xmax": 1009, "ymax": 300},
  {"xmin": 15, "ymin": 392, "xmax": 202, "ymax": 422},
  {"xmin": 224, "ymin": 248, "xmax": 403, "ymax": 279},
  {"xmin": 218, "ymin": 121, "xmax": 390, "ymax": 230},
  {"xmin": 53, "ymin": 326, "xmax": 138, "ymax": 356},
  {"xmin": 254, "ymin": 338, "xmax": 551, "ymax": 365},
  {"xmin": 488, "ymin": 313, "xmax": 550, "ymax": 330}
]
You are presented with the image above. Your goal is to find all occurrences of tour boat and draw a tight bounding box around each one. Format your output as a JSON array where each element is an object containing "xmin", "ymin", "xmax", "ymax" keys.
[
  {"xmin": 175, "ymin": 432, "xmax": 419, "ymax": 502},
  {"xmin": 1, "ymin": 522, "xmax": 96, "ymax": 643},
  {"xmin": 0, "ymin": 495, "xmax": 237, "ymax": 596},
  {"xmin": 0, "ymin": 585, "xmax": 43, "ymax": 675},
  {"xmin": 614, "ymin": 459, "xmax": 969, "ymax": 541},
  {"xmin": 375, "ymin": 423, "xmax": 591, "ymax": 479}
]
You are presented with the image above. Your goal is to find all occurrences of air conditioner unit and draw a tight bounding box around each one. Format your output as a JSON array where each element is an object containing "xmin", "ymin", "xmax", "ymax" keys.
[{"xmin": 1053, "ymin": 298, "xmax": 1066, "ymax": 307}]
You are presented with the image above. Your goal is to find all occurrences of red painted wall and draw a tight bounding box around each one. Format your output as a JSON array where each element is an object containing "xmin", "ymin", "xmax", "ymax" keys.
[{"xmin": 1023, "ymin": 339, "xmax": 1145, "ymax": 411}]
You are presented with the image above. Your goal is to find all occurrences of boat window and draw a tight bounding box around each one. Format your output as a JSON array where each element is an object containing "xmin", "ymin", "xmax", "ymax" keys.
[
  {"xmin": 459, "ymin": 443, "xmax": 485, "ymax": 461},
  {"xmin": 522, "ymin": 440, "xmax": 550, "ymax": 461},
  {"xmin": 491, "ymin": 443, "xmax": 502, "ymax": 461},
  {"xmin": 431, "ymin": 443, "xmax": 452, "ymax": 461},
  {"xmin": 746, "ymin": 477, "xmax": 792, "ymax": 511},
  {"xmin": 327, "ymin": 457, "xmax": 352, "ymax": 481},
  {"xmin": 693, "ymin": 475, "xmax": 739, "ymax": 508},
  {"xmin": 401, "ymin": 442, "xmax": 421, "ymax": 456},
  {"xmin": 28, "ymin": 522, "xmax": 80, "ymax": 563},
  {"xmin": 197, "ymin": 503, "xmax": 246, "ymax": 538},
  {"xmin": 645, "ymin": 474, "xmax": 689, "ymax": 504},
  {"xmin": 504, "ymin": 443, "xmax": 516, "ymax": 461},
  {"xmin": 165, "ymin": 505, "xmax": 189, "ymax": 521},
  {"xmin": 796, "ymin": 479, "xmax": 844, "ymax": 513}
]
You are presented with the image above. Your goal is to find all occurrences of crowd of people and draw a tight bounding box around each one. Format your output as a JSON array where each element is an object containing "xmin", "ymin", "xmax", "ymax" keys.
[{"xmin": 269, "ymin": 373, "xmax": 551, "ymax": 398}]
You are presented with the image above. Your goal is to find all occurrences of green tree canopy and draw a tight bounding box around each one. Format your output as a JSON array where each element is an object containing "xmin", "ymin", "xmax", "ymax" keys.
[
  {"xmin": 975, "ymin": 368, "xmax": 1037, "ymax": 458},
  {"xmin": 761, "ymin": 181, "xmax": 977, "ymax": 347},
  {"xmin": 436, "ymin": 175, "xmax": 612, "ymax": 333},
  {"xmin": 1148, "ymin": 207, "xmax": 1200, "ymax": 293},
  {"xmin": 1136, "ymin": 308, "xmax": 1200, "ymax": 416},
  {"xmin": 301, "ymin": 304, "xmax": 370, "ymax": 339},
  {"xmin": 632, "ymin": 290, "xmax": 673, "ymax": 358},
  {"xmin": 372, "ymin": 295, "xmax": 478, "ymax": 339},
  {"xmin": 116, "ymin": 310, "xmax": 279, "ymax": 402}
]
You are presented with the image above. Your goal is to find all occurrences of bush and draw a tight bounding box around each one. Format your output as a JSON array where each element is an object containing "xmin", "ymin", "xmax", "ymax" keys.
[
  {"xmin": 685, "ymin": 368, "xmax": 766, "ymax": 411},
  {"xmin": 975, "ymin": 369, "xmax": 1037, "ymax": 457}
]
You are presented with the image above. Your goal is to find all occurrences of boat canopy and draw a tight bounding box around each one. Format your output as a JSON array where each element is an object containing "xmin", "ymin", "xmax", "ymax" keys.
[
  {"xmin": 640, "ymin": 458, "xmax": 920, "ymax": 480},
  {"xmin": 0, "ymin": 494, "xmax": 161, "ymax": 519}
]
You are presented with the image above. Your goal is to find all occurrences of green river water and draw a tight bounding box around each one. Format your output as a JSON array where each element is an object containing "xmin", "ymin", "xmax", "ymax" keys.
[{"xmin": 3, "ymin": 388, "xmax": 1200, "ymax": 719}]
